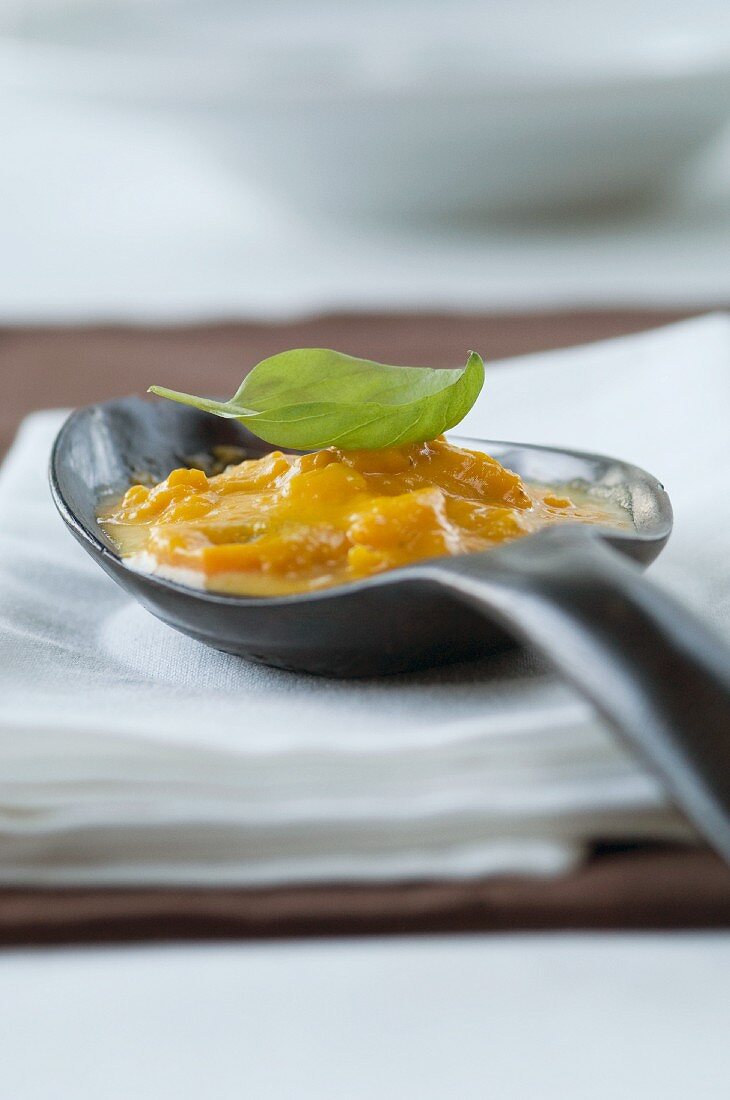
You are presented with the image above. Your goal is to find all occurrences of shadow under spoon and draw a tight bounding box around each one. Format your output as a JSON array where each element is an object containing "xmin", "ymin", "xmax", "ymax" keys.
[{"xmin": 51, "ymin": 397, "xmax": 730, "ymax": 863}]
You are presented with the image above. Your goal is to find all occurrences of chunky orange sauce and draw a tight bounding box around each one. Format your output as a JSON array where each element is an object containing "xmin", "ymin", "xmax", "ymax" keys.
[{"xmin": 100, "ymin": 437, "xmax": 627, "ymax": 596}]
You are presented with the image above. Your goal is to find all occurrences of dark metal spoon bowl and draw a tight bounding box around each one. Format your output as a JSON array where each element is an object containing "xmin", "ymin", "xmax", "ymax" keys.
[{"xmin": 50, "ymin": 396, "xmax": 730, "ymax": 861}]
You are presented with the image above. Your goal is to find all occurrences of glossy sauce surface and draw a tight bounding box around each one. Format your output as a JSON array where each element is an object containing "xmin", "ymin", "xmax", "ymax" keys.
[{"xmin": 100, "ymin": 437, "xmax": 630, "ymax": 596}]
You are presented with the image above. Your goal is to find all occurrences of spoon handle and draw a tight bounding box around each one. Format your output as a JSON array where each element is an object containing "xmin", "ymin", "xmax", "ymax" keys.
[{"xmin": 423, "ymin": 526, "xmax": 730, "ymax": 863}]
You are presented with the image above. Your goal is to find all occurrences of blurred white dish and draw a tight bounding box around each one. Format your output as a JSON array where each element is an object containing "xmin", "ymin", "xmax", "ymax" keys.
[{"xmin": 3, "ymin": 0, "xmax": 730, "ymax": 219}]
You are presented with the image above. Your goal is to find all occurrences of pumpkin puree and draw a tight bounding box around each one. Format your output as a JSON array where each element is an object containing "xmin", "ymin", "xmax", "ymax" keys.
[{"xmin": 100, "ymin": 437, "xmax": 625, "ymax": 596}]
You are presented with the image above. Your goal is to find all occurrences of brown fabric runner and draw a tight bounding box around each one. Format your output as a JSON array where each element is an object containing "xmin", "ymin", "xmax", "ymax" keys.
[
  {"xmin": 0, "ymin": 848, "xmax": 728, "ymax": 948},
  {"xmin": 1, "ymin": 307, "xmax": 698, "ymax": 457},
  {"xmin": 2, "ymin": 308, "xmax": 729, "ymax": 946}
]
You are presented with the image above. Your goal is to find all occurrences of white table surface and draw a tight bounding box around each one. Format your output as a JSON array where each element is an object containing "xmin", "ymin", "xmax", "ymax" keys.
[
  {"xmin": 1, "ymin": 933, "xmax": 728, "ymax": 1100},
  {"xmin": 3, "ymin": 93, "xmax": 730, "ymax": 322}
]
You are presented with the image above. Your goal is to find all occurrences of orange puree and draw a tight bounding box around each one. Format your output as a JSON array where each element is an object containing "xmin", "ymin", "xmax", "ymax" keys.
[{"xmin": 99, "ymin": 437, "xmax": 626, "ymax": 596}]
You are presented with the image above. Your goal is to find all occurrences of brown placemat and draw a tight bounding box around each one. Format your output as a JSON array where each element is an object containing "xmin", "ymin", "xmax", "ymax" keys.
[
  {"xmin": 1, "ymin": 307, "xmax": 699, "ymax": 457},
  {"xmin": 2, "ymin": 308, "xmax": 729, "ymax": 946},
  {"xmin": 0, "ymin": 848, "xmax": 728, "ymax": 948}
]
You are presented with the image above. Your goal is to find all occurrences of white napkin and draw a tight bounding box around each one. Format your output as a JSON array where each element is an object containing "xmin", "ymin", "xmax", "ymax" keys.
[{"xmin": 3, "ymin": 314, "xmax": 729, "ymax": 886}]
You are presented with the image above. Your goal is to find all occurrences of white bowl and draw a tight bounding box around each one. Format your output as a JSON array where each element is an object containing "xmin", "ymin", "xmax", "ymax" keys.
[{"xmin": 3, "ymin": 0, "xmax": 730, "ymax": 220}]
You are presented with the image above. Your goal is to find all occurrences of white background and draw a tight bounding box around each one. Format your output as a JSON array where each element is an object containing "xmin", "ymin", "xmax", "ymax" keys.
[{"xmin": 3, "ymin": 92, "xmax": 730, "ymax": 322}]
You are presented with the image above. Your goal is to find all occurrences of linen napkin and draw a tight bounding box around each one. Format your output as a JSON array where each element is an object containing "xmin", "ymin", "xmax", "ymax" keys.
[{"xmin": 2, "ymin": 314, "xmax": 728, "ymax": 886}]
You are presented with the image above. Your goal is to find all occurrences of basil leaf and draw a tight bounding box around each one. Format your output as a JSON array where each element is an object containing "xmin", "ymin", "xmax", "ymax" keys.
[{"xmin": 149, "ymin": 348, "xmax": 484, "ymax": 451}]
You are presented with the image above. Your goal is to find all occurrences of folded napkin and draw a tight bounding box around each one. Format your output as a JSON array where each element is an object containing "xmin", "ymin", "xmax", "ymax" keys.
[{"xmin": 2, "ymin": 314, "xmax": 729, "ymax": 886}]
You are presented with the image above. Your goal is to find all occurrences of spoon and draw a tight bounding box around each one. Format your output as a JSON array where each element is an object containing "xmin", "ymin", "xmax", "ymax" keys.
[{"xmin": 51, "ymin": 396, "xmax": 730, "ymax": 862}]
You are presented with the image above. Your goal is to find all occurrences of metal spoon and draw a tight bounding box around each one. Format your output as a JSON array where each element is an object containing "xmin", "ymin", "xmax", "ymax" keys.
[{"xmin": 51, "ymin": 397, "xmax": 730, "ymax": 861}]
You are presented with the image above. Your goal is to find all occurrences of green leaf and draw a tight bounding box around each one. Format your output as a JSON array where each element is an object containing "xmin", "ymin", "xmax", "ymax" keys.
[{"xmin": 149, "ymin": 348, "xmax": 484, "ymax": 451}]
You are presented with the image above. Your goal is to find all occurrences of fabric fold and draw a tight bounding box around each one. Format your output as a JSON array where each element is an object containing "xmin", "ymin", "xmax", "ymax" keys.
[{"xmin": 1, "ymin": 315, "xmax": 728, "ymax": 884}]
